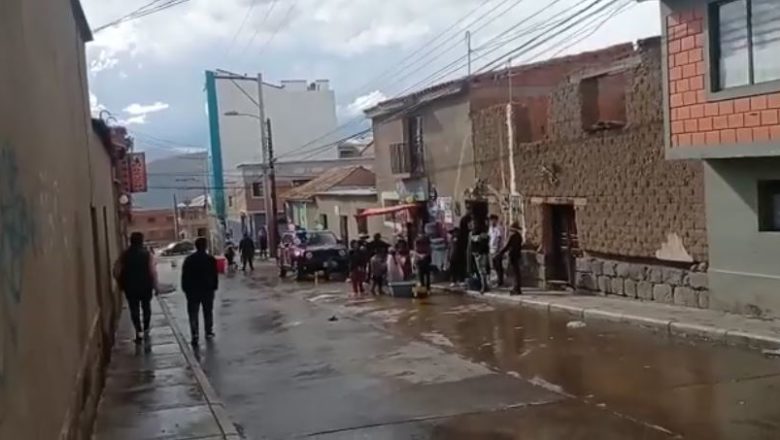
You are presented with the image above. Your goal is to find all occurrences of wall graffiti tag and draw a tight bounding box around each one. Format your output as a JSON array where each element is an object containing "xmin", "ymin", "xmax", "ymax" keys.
[{"xmin": 0, "ymin": 141, "xmax": 38, "ymax": 418}]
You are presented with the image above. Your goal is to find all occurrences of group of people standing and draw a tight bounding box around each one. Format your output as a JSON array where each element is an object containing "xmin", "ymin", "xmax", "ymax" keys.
[
  {"xmin": 114, "ymin": 232, "xmax": 219, "ymax": 346},
  {"xmin": 224, "ymin": 228, "xmax": 269, "ymax": 272},
  {"xmin": 448, "ymin": 213, "xmax": 524, "ymax": 295}
]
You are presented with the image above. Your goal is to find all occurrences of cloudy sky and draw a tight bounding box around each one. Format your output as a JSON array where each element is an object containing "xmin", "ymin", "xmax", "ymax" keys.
[{"xmin": 81, "ymin": 0, "xmax": 660, "ymax": 158}]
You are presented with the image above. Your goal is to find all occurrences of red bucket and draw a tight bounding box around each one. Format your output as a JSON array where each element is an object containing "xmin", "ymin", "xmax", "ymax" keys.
[{"xmin": 215, "ymin": 256, "xmax": 227, "ymax": 274}]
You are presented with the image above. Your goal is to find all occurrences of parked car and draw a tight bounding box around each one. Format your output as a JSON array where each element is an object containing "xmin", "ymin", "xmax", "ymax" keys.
[
  {"xmin": 278, "ymin": 230, "xmax": 348, "ymax": 280},
  {"xmin": 160, "ymin": 240, "xmax": 195, "ymax": 256}
]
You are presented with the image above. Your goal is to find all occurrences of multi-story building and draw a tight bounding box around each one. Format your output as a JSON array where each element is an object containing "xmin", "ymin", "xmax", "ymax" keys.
[
  {"xmin": 473, "ymin": 38, "xmax": 709, "ymax": 305},
  {"xmin": 365, "ymin": 44, "xmax": 634, "ymax": 238},
  {"xmin": 204, "ymin": 72, "xmax": 339, "ymax": 227},
  {"xmin": 645, "ymin": 0, "xmax": 780, "ymax": 317},
  {"xmin": 129, "ymin": 209, "xmax": 177, "ymax": 246}
]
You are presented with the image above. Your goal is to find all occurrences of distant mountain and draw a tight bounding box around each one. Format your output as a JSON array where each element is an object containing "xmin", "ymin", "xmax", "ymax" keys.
[{"xmin": 132, "ymin": 151, "xmax": 210, "ymax": 210}]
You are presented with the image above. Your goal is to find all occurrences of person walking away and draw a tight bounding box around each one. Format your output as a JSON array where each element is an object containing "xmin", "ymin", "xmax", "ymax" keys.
[
  {"xmin": 414, "ymin": 234, "xmax": 432, "ymax": 291},
  {"xmin": 395, "ymin": 239, "xmax": 413, "ymax": 280},
  {"xmin": 114, "ymin": 232, "xmax": 158, "ymax": 343},
  {"xmin": 239, "ymin": 233, "xmax": 255, "ymax": 272},
  {"xmin": 369, "ymin": 247, "xmax": 388, "ymax": 295},
  {"xmin": 348, "ymin": 240, "xmax": 366, "ymax": 298},
  {"xmin": 499, "ymin": 222, "xmax": 524, "ymax": 295},
  {"xmin": 258, "ymin": 227, "xmax": 269, "ymax": 260},
  {"xmin": 181, "ymin": 237, "xmax": 219, "ymax": 345},
  {"xmin": 488, "ymin": 214, "xmax": 506, "ymax": 287},
  {"xmin": 224, "ymin": 242, "xmax": 237, "ymax": 272},
  {"xmin": 470, "ymin": 220, "xmax": 490, "ymax": 293}
]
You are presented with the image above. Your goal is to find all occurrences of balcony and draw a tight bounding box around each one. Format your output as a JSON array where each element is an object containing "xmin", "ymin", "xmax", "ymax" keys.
[{"xmin": 389, "ymin": 141, "xmax": 424, "ymax": 177}]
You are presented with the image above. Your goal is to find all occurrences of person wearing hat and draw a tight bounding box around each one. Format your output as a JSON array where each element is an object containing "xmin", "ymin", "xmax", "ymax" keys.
[{"xmin": 498, "ymin": 222, "xmax": 524, "ymax": 295}]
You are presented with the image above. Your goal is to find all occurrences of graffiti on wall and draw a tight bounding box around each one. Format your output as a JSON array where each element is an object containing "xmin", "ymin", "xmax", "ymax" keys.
[{"xmin": 0, "ymin": 141, "xmax": 38, "ymax": 418}]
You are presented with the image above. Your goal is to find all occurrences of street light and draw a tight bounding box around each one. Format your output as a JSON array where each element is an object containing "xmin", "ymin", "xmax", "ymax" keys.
[
  {"xmin": 224, "ymin": 110, "xmax": 261, "ymax": 119},
  {"xmin": 222, "ymin": 110, "xmax": 279, "ymax": 256}
]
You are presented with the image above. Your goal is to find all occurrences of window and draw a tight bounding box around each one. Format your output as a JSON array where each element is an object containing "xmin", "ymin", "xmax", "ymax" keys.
[
  {"xmin": 758, "ymin": 180, "xmax": 780, "ymax": 231},
  {"xmin": 292, "ymin": 179, "xmax": 310, "ymax": 187},
  {"xmin": 251, "ymin": 182, "xmax": 264, "ymax": 198},
  {"xmin": 228, "ymin": 195, "xmax": 234, "ymax": 207},
  {"xmin": 356, "ymin": 209, "xmax": 368, "ymax": 234},
  {"xmin": 319, "ymin": 213, "xmax": 328, "ymax": 230},
  {"xmin": 389, "ymin": 142, "xmax": 411, "ymax": 175},
  {"xmin": 580, "ymin": 72, "xmax": 627, "ymax": 131},
  {"xmin": 711, "ymin": 0, "xmax": 780, "ymax": 91},
  {"xmin": 406, "ymin": 115, "xmax": 424, "ymax": 175},
  {"xmin": 383, "ymin": 199, "xmax": 399, "ymax": 222}
]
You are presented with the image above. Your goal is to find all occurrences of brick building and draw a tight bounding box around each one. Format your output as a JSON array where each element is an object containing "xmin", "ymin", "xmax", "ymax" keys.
[
  {"xmin": 647, "ymin": 0, "xmax": 780, "ymax": 317},
  {"xmin": 366, "ymin": 45, "xmax": 631, "ymax": 238},
  {"xmin": 129, "ymin": 209, "xmax": 177, "ymax": 246},
  {"xmin": 473, "ymin": 38, "xmax": 710, "ymax": 307}
]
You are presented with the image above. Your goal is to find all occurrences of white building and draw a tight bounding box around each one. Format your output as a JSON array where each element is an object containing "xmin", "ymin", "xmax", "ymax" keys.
[{"xmin": 204, "ymin": 71, "xmax": 340, "ymax": 224}]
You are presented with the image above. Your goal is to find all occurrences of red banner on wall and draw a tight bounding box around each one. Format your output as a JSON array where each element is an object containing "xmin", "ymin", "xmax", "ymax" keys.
[{"xmin": 128, "ymin": 152, "xmax": 147, "ymax": 193}]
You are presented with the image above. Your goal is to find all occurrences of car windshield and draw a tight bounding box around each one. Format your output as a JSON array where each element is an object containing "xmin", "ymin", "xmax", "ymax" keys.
[{"xmin": 304, "ymin": 232, "xmax": 338, "ymax": 246}]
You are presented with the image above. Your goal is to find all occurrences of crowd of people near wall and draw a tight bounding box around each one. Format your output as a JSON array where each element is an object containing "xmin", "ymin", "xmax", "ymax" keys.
[{"xmin": 343, "ymin": 202, "xmax": 525, "ymax": 298}]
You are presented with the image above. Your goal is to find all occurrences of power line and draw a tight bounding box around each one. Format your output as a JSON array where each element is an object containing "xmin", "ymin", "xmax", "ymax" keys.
[
  {"xmin": 225, "ymin": 0, "xmax": 260, "ymax": 57},
  {"xmin": 94, "ymin": 0, "xmax": 194, "ymax": 33},
  {"xmin": 256, "ymin": 0, "xmax": 299, "ymax": 55},
  {"xmin": 237, "ymin": 0, "xmax": 279, "ymax": 59}
]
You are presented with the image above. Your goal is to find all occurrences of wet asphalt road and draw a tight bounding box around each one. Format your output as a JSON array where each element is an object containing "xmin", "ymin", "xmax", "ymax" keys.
[{"xmin": 158, "ymin": 260, "xmax": 780, "ymax": 439}]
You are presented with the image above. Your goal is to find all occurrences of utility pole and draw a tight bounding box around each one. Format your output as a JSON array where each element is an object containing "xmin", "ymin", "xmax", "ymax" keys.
[
  {"xmin": 466, "ymin": 31, "xmax": 472, "ymax": 76},
  {"xmin": 172, "ymin": 194, "xmax": 180, "ymax": 240},
  {"xmin": 256, "ymin": 72, "xmax": 270, "ymax": 246},
  {"xmin": 266, "ymin": 118, "xmax": 279, "ymax": 258}
]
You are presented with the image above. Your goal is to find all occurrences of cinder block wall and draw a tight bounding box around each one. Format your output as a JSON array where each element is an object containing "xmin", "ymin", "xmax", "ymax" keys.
[{"xmin": 472, "ymin": 38, "xmax": 711, "ymax": 307}]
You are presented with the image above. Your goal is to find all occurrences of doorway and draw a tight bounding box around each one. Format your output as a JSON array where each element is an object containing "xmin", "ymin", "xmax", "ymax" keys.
[
  {"xmin": 544, "ymin": 204, "xmax": 578, "ymax": 286},
  {"xmin": 339, "ymin": 215, "xmax": 349, "ymax": 244}
]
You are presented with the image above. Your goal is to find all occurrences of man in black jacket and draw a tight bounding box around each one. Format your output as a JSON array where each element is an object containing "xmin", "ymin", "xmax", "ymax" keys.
[
  {"xmin": 181, "ymin": 237, "xmax": 219, "ymax": 345},
  {"xmin": 114, "ymin": 232, "xmax": 158, "ymax": 343},
  {"xmin": 239, "ymin": 233, "xmax": 255, "ymax": 272}
]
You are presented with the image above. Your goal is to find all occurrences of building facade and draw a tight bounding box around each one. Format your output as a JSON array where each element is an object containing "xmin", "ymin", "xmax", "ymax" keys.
[
  {"xmin": 284, "ymin": 166, "xmax": 383, "ymax": 242},
  {"xmin": 473, "ymin": 38, "xmax": 709, "ymax": 306},
  {"xmin": 204, "ymin": 72, "xmax": 339, "ymax": 224},
  {"xmin": 230, "ymin": 157, "xmax": 373, "ymax": 240},
  {"xmin": 1, "ymin": 1, "xmax": 125, "ymax": 437},
  {"xmin": 650, "ymin": 0, "xmax": 780, "ymax": 317},
  {"xmin": 366, "ymin": 44, "xmax": 642, "ymax": 238}
]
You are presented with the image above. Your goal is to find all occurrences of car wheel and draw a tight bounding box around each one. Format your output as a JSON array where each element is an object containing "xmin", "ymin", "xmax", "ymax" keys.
[{"xmin": 295, "ymin": 270, "xmax": 306, "ymax": 281}]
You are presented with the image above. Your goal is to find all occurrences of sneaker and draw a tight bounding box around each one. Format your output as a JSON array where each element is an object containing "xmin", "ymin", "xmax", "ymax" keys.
[
  {"xmin": 134, "ymin": 332, "xmax": 143, "ymax": 343},
  {"xmin": 205, "ymin": 332, "xmax": 215, "ymax": 340},
  {"xmin": 143, "ymin": 330, "xmax": 151, "ymax": 340},
  {"xmin": 191, "ymin": 337, "xmax": 199, "ymax": 346}
]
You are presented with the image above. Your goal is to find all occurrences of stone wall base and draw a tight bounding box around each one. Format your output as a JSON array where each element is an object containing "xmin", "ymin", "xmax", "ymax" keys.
[{"xmin": 575, "ymin": 256, "xmax": 710, "ymax": 309}]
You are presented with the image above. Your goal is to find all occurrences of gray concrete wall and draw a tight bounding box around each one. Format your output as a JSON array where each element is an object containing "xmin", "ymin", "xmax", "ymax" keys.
[
  {"xmin": 705, "ymin": 159, "xmax": 780, "ymax": 318},
  {"xmin": 0, "ymin": 0, "xmax": 123, "ymax": 438}
]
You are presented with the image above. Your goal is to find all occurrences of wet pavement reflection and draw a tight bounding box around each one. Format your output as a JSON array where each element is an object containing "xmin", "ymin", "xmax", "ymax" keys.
[{"xmin": 157, "ymin": 261, "xmax": 780, "ymax": 439}]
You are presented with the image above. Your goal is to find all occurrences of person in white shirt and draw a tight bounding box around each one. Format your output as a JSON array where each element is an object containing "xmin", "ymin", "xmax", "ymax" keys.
[{"xmin": 488, "ymin": 214, "xmax": 505, "ymax": 287}]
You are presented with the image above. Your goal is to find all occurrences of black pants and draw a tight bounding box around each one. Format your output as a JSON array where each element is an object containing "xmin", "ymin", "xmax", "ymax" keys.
[
  {"xmin": 187, "ymin": 291, "xmax": 215, "ymax": 339},
  {"xmin": 242, "ymin": 255, "xmax": 254, "ymax": 271},
  {"xmin": 509, "ymin": 257, "xmax": 522, "ymax": 294},
  {"xmin": 492, "ymin": 253, "xmax": 505, "ymax": 286},
  {"xmin": 126, "ymin": 291, "xmax": 152, "ymax": 334},
  {"xmin": 417, "ymin": 255, "xmax": 431, "ymax": 289}
]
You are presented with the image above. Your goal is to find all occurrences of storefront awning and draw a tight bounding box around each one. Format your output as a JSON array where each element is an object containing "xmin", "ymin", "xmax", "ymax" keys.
[{"xmin": 355, "ymin": 203, "xmax": 418, "ymax": 218}]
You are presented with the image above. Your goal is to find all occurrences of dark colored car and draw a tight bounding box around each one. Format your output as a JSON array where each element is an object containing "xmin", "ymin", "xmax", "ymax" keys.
[
  {"xmin": 278, "ymin": 230, "xmax": 348, "ymax": 280},
  {"xmin": 160, "ymin": 240, "xmax": 195, "ymax": 256}
]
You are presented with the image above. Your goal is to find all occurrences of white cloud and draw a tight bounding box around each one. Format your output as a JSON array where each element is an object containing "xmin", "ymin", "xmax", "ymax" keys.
[
  {"xmin": 123, "ymin": 102, "xmax": 170, "ymax": 115},
  {"xmin": 345, "ymin": 90, "xmax": 387, "ymax": 116},
  {"xmin": 119, "ymin": 115, "xmax": 147, "ymax": 126},
  {"xmin": 89, "ymin": 92, "xmax": 106, "ymax": 116}
]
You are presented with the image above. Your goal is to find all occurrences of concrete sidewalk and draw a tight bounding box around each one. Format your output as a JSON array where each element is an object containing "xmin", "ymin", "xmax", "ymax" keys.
[
  {"xmin": 93, "ymin": 298, "xmax": 239, "ymax": 440},
  {"xmin": 434, "ymin": 285, "xmax": 780, "ymax": 351}
]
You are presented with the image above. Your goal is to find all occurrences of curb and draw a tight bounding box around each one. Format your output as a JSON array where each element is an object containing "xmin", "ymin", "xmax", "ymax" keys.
[
  {"xmin": 433, "ymin": 286, "xmax": 780, "ymax": 352},
  {"xmin": 157, "ymin": 298, "xmax": 241, "ymax": 439}
]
